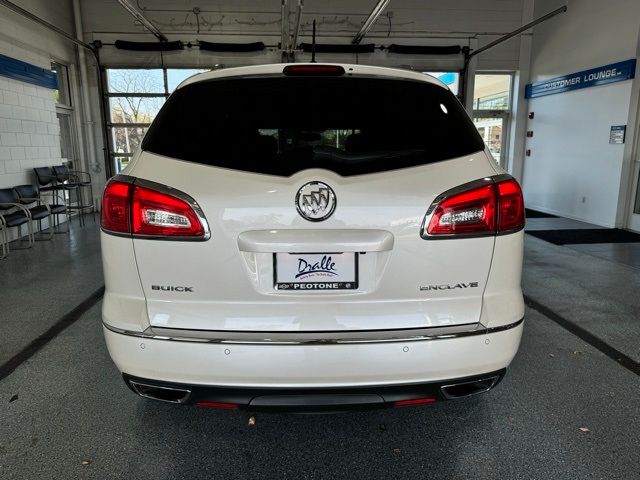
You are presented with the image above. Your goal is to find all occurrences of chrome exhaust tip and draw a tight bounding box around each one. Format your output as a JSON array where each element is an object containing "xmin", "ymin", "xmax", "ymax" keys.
[
  {"xmin": 129, "ymin": 381, "xmax": 191, "ymax": 404},
  {"xmin": 440, "ymin": 375, "xmax": 501, "ymax": 400}
]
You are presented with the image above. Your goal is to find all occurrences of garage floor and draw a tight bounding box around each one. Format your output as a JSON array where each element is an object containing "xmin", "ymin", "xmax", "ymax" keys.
[{"xmin": 1, "ymin": 223, "xmax": 639, "ymax": 479}]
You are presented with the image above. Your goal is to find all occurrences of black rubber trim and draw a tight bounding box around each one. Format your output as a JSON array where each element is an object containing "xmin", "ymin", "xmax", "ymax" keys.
[
  {"xmin": 525, "ymin": 295, "xmax": 640, "ymax": 376},
  {"xmin": 123, "ymin": 369, "xmax": 507, "ymax": 412},
  {"xmin": 198, "ymin": 40, "xmax": 265, "ymax": 52},
  {"xmin": 299, "ymin": 43, "xmax": 375, "ymax": 54},
  {"xmin": 114, "ymin": 40, "xmax": 183, "ymax": 51},
  {"xmin": 0, "ymin": 286, "xmax": 105, "ymax": 381},
  {"xmin": 387, "ymin": 44, "xmax": 462, "ymax": 55}
]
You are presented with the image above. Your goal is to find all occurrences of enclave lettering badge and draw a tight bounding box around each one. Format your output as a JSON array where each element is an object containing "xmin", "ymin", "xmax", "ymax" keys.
[{"xmin": 420, "ymin": 282, "xmax": 479, "ymax": 291}]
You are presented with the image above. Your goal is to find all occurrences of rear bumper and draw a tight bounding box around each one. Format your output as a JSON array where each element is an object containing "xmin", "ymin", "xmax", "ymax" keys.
[
  {"xmin": 103, "ymin": 318, "xmax": 523, "ymax": 392},
  {"xmin": 123, "ymin": 369, "xmax": 507, "ymax": 412}
]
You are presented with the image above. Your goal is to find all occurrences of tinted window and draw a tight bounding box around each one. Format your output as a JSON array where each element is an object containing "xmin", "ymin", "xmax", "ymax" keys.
[{"xmin": 142, "ymin": 76, "xmax": 485, "ymax": 176}]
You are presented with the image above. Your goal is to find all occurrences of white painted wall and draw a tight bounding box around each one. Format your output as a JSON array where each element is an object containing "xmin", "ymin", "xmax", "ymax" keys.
[
  {"xmin": 0, "ymin": 0, "xmax": 83, "ymax": 240},
  {"xmin": 0, "ymin": 76, "xmax": 62, "ymax": 187},
  {"xmin": 522, "ymin": 0, "xmax": 640, "ymax": 227},
  {"xmin": 523, "ymin": 82, "xmax": 633, "ymax": 226},
  {"xmin": 0, "ymin": 0, "xmax": 76, "ymax": 190},
  {"xmin": 0, "ymin": 0, "xmax": 75, "ymax": 67}
]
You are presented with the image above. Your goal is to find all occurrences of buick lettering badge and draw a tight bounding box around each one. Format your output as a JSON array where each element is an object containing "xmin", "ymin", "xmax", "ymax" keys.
[{"xmin": 295, "ymin": 181, "xmax": 336, "ymax": 222}]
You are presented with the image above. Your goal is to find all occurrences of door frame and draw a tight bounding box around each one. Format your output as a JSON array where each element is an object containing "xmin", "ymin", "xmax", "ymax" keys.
[{"xmin": 624, "ymin": 55, "xmax": 640, "ymax": 232}]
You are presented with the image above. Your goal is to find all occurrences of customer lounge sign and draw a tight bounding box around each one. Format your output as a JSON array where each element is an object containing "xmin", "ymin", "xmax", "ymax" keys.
[{"xmin": 525, "ymin": 59, "xmax": 636, "ymax": 99}]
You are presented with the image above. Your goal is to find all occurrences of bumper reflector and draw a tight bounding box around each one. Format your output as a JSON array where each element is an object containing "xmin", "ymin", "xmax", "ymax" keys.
[{"xmin": 393, "ymin": 397, "xmax": 437, "ymax": 407}]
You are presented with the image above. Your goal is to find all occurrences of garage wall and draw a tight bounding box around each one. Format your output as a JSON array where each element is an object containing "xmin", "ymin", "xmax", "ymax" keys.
[
  {"xmin": 0, "ymin": 0, "xmax": 75, "ymax": 189},
  {"xmin": 522, "ymin": 0, "xmax": 640, "ymax": 226},
  {"xmin": 0, "ymin": 76, "xmax": 62, "ymax": 189}
]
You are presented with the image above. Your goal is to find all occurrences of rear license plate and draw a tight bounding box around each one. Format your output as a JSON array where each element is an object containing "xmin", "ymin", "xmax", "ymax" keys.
[{"xmin": 274, "ymin": 253, "xmax": 359, "ymax": 290}]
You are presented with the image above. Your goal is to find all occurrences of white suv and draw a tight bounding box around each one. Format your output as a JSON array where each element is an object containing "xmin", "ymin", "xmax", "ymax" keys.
[{"xmin": 100, "ymin": 64, "xmax": 524, "ymax": 412}]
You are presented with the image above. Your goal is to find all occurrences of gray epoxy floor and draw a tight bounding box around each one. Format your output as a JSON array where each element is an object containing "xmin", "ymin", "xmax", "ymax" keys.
[
  {"xmin": 525, "ymin": 217, "xmax": 607, "ymax": 231},
  {"xmin": 1, "ymin": 222, "xmax": 639, "ymax": 479},
  {"xmin": 0, "ymin": 219, "xmax": 102, "ymax": 365}
]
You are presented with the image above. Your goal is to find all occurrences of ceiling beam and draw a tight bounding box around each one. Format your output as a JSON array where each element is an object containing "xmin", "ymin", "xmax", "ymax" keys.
[
  {"xmin": 352, "ymin": 0, "xmax": 391, "ymax": 45},
  {"xmin": 117, "ymin": 0, "xmax": 168, "ymax": 42}
]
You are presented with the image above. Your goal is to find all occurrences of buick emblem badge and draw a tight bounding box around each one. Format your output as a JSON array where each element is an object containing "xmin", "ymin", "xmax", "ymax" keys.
[{"xmin": 295, "ymin": 181, "xmax": 336, "ymax": 222}]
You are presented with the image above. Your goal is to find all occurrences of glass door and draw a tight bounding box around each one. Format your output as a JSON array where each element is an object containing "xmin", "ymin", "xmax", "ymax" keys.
[
  {"xmin": 473, "ymin": 73, "xmax": 512, "ymax": 169},
  {"xmin": 473, "ymin": 111, "xmax": 508, "ymax": 167}
]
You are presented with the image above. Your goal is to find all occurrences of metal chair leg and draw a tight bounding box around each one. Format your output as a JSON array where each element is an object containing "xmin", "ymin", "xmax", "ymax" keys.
[
  {"xmin": 11, "ymin": 224, "xmax": 32, "ymax": 250},
  {"xmin": 0, "ymin": 227, "xmax": 7, "ymax": 259},
  {"xmin": 26, "ymin": 219, "xmax": 34, "ymax": 246},
  {"xmin": 52, "ymin": 212, "xmax": 69, "ymax": 234},
  {"xmin": 34, "ymin": 217, "xmax": 54, "ymax": 241},
  {"xmin": 88, "ymin": 184, "xmax": 96, "ymax": 223}
]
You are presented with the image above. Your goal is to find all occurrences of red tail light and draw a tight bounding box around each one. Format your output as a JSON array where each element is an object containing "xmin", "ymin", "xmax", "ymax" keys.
[
  {"xmin": 101, "ymin": 181, "xmax": 131, "ymax": 233},
  {"xmin": 496, "ymin": 179, "xmax": 525, "ymax": 231},
  {"xmin": 132, "ymin": 185, "xmax": 204, "ymax": 237},
  {"xmin": 101, "ymin": 178, "xmax": 209, "ymax": 239},
  {"xmin": 423, "ymin": 176, "xmax": 524, "ymax": 237}
]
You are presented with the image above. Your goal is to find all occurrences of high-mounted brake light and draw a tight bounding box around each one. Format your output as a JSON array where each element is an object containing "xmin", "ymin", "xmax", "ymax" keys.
[
  {"xmin": 423, "ymin": 176, "xmax": 524, "ymax": 238},
  {"xmin": 101, "ymin": 178, "xmax": 209, "ymax": 239},
  {"xmin": 283, "ymin": 64, "xmax": 345, "ymax": 76}
]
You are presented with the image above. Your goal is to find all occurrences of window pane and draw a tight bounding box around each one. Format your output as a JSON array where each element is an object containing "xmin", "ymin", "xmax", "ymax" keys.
[
  {"xmin": 57, "ymin": 113, "xmax": 74, "ymax": 160},
  {"xmin": 473, "ymin": 117, "xmax": 503, "ymax": 163},
  {"xmin": 474, "ymin": 74, "xmax": 511, "ymax": 110},
  {"xmin": 111, "ymin": 126, "xmax": 148, "ymax": 155},
  {"xmin": 142, "ymin": 77, "xmax": 485, "ymax": 177},
  {"xmin": 424, "ymin": 72, "xmax": 460, "ymax": 95},
  {"xmin": 167, "ymin": 69, "xmax": 209, "ymax": 93},
  {"xmin": 52, "ymin": 63, "xmax": 71, "ymax": 106},
  {"xmin": 107, "ymin": 69, "xmax": 165, "ymax": 94},
  {"xmin": 110, "ymin": 97, "xmax": 164, "ymax": 123},
  {"xmin": 114, "ymin": 155, "xmax": 133, "ymax": 173}
]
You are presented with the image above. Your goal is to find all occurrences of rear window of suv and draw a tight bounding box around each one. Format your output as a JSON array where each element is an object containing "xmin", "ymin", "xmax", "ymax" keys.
[{"xmin": 141, "ymin": 75, "xmax": 485, "ymax": 176}]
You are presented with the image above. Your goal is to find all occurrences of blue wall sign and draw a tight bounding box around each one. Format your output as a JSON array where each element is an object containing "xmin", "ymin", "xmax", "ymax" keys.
[
  {"xmin": 525, "ymin": 59, "xmax": 636, "ymax": 99},
  {"xmin": 0, "ymin": 53, "xmax": 58, "ymax": 90}
]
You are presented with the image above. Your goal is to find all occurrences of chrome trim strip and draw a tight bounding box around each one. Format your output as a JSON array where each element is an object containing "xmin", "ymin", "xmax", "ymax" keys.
[{"xmin": 103, "ymin": 317, "xmax": 524, "ymax": 345}]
